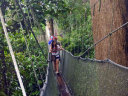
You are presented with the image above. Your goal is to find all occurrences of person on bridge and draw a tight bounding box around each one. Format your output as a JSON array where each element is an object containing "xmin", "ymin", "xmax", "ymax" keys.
[
  {"xmin": 48, "ymin": 36, "xmax": 54, "ymax": 45},
  {"xmin": 49, "ymin": 37, "xmax": 63, "ymax": 74}
]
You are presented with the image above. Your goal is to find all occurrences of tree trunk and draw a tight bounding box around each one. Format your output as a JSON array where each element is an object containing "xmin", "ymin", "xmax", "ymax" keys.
[
  {"xmin": 90, "ymin": 0, "xmax": 128, "ymax": 66},
  {"xmin": 48, "ymin": 18, "xmax": 54, "ymax": 36}
]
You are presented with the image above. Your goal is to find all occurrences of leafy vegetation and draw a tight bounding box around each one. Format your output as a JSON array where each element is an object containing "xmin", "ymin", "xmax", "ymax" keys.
[
  {"xmin": 0, "ymin": 0, "xmax": 48, "ymax": 96},
  {"xmin": 56, "ymin": 0, "xmax": 94, "ymax": 58},
  {"xmin": 0, "ymin": 25, "xmax": 47, "ymax": 96}
]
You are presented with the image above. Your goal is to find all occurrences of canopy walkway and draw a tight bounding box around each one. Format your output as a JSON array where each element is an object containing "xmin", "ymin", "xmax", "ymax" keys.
[
  {"xmin": 1, "ymin": 1, "xmax": 128, "ymax": 95},
  {"xmin": 40, "ymin": 50, "xmax": 128, "ymax": 96}
]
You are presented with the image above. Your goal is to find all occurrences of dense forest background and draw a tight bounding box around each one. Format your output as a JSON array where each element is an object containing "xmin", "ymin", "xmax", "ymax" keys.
[
  {"xmin": 0, "ymin": 0, "xmax": 93, "ymax": 96},
  {"xmin": 55, "ymin": 0, "xmax": 93, "ymax": 57}
]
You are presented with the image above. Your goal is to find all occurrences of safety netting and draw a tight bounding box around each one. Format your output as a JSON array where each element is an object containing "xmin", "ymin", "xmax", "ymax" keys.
[
  {"xmin": 40, "ymin": 50, "xmax": 128, "ymax": 96},
  {"xmin": 60, "ymin": 50, "xmax": 128, "ymax": 96},
  {"xmin": 40, "ymin": 53, "xmax": 59, "ymax": 96}
]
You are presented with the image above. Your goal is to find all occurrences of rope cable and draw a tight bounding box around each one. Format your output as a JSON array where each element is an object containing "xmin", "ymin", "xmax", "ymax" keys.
[
  {"xmin": 24, "ymin": 0, "xmax": 46, "ymax": 82},
  {"xmin": 80, "ymin": 0, "xmax": 116, "ymax": 58},
  {"xmin": 15, "ymin": 0, "xmax": 43, "ymax": 90},
  {"xmin": 107, "ymin": 1, "xmax": 115, "ymax": 59},
  {"xmin": 15, "ymin": 0, "xmax": 47, "ymax": 60},
  {"xmin": 80, "ymin": 20, "xmax": 128, "ymax": 57},
  {"xmin": 20, "ymin": 0, "xmax": 45, "ymax": 87},
  {"xmin": 0, "ymin": 8, "xmax": 27, "ymax": 96},
  {"xmin": 20, "ymin": 22, "xmax": 41, "ymax": 90}
]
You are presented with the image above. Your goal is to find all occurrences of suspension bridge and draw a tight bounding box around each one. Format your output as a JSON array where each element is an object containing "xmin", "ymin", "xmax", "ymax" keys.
[
  {"xmin": 39, "ymin": 9, "xmax": 128, "ymax": 95},
  {"xmin": 0, "ymin": 1, "xmax": 128, "ymax": 96},
  {"xmin": 39, "ymin": 50, "xmax": 128, "ymax": 96}
]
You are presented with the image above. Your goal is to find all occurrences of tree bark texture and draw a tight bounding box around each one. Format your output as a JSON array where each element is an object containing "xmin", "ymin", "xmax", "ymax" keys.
[
  {"xmin": 90, "ymin": 0, "xmax": 128, "ymax": 66},
  {"xmin": 48, "ymin": 18, "xmax": 54, "ymax": 36}
]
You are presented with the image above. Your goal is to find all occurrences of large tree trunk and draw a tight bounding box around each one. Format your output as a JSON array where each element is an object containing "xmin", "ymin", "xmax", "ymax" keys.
[{"xmin": 90, "ymin": 0, "xmax": 128, "ymax": 66}]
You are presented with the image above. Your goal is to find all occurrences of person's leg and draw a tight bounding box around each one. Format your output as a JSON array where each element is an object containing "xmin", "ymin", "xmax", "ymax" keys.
[
  {"xmin": 54, "ymin": 60, "xmax": 56, "ymax": 72},
  {"xmin": 56, "ymin": 59, "xmax": 59, "ymax": 73},
  {"xmin": 52, "ymin": 55, "xmax": 56, "ymax": 72}
]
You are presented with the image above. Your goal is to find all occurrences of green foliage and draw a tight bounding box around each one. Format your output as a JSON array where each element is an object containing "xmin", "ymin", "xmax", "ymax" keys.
[
  {"xmin": 56, "ymin": 0, "xmax": 94, "ymax": 58},
  {"xmin": 0, "ymin": 0, "xmax": 94, "ymax": 96},
  {"xmin": 1, "ymin": 28, "xmax": 47, "ymax": 95},
  {"xmin": 0, "ymin": 1, "xmax": 47, "ymax": 94},
  {"xmin": 0, "ymin": 91, "xmax": 7, "ymax": 96}
]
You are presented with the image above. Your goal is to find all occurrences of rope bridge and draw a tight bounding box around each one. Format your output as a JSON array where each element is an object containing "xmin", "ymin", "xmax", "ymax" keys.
[
  {"xmin": 1, "ymin": 4, "xmax": 128, "ymax": 95},
  {"xmin": 40, "ymin": 5, "xmax": 128, "ymax": 95},
  {"xmin": 1, "ymin": 0, "xmax": 128, "ymax": 95},
  {"xmin": 40, "ymin": 50, "xmax": 128, "ymax": 96},
  {"xmin": 40, "ymin": 5, "xmax": 128, "ymax": 94},
  {"xmin": 40, "ymin": 53, "xmax": 71, "ymax": 96}
]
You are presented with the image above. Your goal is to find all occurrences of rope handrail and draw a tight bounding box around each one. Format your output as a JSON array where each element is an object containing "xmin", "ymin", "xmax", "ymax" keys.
[
  {"xmin": 0, "ymin": 8, "xmax": 27, "ymax": 96},
  {"xmin": 80, "ymin": 21, "xmax": 128, "ymax": 57},
  {"xmin": 61, "ymin": 50, "xmax": 128, "ymax": 96},
  {"xmin": 20, "ymin": 23, "xmax": 41, "ymax": 90},
  {"xmin": 40, "ymin": 50, "xmax": 128, "ymax": 96},
  {"xmin": 40, "ymin": 53, "xmax": 50, "ymax": 96},
  {"xmin": 14, "ymin": 1, "xmax": 42, "ymax": 90}
]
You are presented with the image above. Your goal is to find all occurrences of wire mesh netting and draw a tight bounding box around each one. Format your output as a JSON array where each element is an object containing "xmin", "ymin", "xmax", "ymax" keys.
[
  {"xmin": 60, "ymin": 50, "xmax": 128, "ymax": 96},
  {"xmin": 40, "ymin": 51, "xmax": 128, "ymax": 96},
  {"xmin": 40, "ymin": 53, "xmax": 59, "ymax": 96}
]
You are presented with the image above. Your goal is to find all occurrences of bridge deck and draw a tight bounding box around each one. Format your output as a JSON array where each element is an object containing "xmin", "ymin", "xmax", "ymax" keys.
[{"xmin": 56, "ymin": 73, "xmax": 71, "ymax": 96}]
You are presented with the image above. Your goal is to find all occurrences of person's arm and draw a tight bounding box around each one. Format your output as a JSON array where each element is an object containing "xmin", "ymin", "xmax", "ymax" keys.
[
  {"xmin": 58, "ymin": 42, "xmax": 64, "ymax": 50},
  {"xmin": 59, "ymin": 45, "xmax": 64, "ymax": 50},
  {"xmin": 49, "ymin": 46, "xmax": 52, "ymax": 53}
]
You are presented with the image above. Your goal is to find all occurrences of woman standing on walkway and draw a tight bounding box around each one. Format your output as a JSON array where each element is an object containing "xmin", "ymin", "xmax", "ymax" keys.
[{"xmin": 49, "ymin": 38, "xmax": 63, "ymax": 74}]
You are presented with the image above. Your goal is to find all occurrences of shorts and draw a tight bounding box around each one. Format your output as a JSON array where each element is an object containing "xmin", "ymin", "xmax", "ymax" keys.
[{"xmin": 51, "ymin": 55, "xmax": 60, "ymax": 61}]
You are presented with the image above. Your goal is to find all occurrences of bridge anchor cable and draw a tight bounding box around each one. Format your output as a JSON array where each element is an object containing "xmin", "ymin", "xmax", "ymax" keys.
[{"xmin": 0, "ymin": 8, "xmax": 27, "ymax": 96}]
